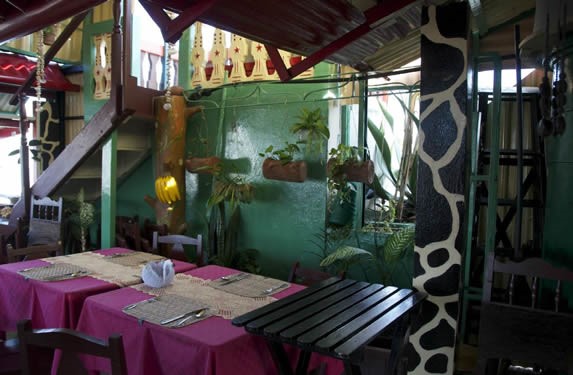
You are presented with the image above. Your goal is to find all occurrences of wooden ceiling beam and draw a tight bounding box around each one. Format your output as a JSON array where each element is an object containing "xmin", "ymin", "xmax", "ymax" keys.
[{"xmin": 0, "ymin": 0, "xmax": 105, "ymax": 44}]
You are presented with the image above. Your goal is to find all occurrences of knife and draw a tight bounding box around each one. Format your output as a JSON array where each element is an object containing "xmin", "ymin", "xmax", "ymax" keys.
[
  {"xmin": 160, "ymin": 308, "xmax": 206, "ymax": 325},
  {"xmin": 219, "ymin": 273, "xmax": 250, "ymax": 285}
]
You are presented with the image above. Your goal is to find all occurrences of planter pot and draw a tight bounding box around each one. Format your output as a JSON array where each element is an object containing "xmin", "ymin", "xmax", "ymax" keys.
[
  {"xmin": 262, "ymin": 158, "xmax": 307, "ymax": 182},
  {"xmin": 43, "ymin": 32, "xmax": 56, "ymax": 45},
  {"xmin": 327, "ymin": 159, "xmax": 375, "ymax": 184},
  {"xmin": 185, "ymin": 156, "xmax": 221, "ymax": 174}
]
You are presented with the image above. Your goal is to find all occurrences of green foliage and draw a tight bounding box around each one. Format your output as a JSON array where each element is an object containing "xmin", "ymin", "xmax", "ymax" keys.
[
  {"xmin": 207, "ymin": 175, "xmax": 254, "ymax": 211},
  {"xmin": 291, "ymin": 107, "xmax": 330, "ymax": 156},
  {"xmin": 367, "ymin": 89, "xmax": 419, "ymax": 223},
  {"xmin": 259, "ymin": 141, "xmax": 304, "ymax": 164},
  {"xmin": 327, "ymin": 144, "xmax": 364, "ymax": 205},
  {"xmin": 319, "ymin": 225, "xmax": 415, "ymax": 285}
]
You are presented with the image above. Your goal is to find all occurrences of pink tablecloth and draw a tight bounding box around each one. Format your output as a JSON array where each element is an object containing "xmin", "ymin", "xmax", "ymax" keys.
[
  {"xmin": 76, "ymin": 265, "xmax": 344, "ymax": 375},
  {"xmin": 0, "ymin": 248, "xmax": 196, "ymax": 331}
]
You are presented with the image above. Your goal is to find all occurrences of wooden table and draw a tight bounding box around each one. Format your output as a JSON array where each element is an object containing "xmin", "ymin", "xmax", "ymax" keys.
[{"xmin": 232, "ymin": 277, "xmax": 426, "ymax": 375}]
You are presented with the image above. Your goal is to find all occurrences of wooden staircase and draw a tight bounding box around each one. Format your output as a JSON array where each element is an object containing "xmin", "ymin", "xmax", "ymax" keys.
[{"xmin": 9, "ymin": 76, "xmax": 160, "ymax": 224}]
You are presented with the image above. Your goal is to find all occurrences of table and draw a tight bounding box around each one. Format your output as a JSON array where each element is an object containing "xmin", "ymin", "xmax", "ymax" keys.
[
  {"xmin": 75, "ymin": 265, "xmax": 344, "ymax": 375},
  {"xmin": 0, "ymin": 247, "xmax": 196, "ymax": 331},
  {"xmin": 232, "ymin": 277, "xmax": 427, "ymax": 375}
]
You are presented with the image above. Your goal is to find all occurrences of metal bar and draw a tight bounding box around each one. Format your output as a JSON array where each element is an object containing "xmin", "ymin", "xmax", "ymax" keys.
[
  {"xmin": 287, "ymin": 0, "xmax": 415, "ymax": 80},
  {"xmin": 513, "ymin": 24, "xmax": 524, "ymax": 259}
]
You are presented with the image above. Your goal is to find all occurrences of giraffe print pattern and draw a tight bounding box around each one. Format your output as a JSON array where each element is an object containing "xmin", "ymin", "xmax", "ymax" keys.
[{"xmin": 408, "ymin": 3, "xmax": 468, "ymax": 374}]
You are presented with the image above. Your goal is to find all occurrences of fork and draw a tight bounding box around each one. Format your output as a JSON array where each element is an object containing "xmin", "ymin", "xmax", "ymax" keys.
[
  {"xmin": 124, "ymin": 297, "xmax": 158, "ymax": 310},
  {"xmin": 264, "ymin": 283, "xmax": 289, "ymax": 294},
  {"xmin": 174, "ymin": 309, "xmax": 208, "ymax": 327}
]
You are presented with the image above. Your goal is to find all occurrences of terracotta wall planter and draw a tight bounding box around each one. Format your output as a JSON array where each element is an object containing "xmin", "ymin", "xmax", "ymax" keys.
[
  {"xmin": 185, "ymin": 156, "xmax": 221, "ymax": 174},
  {"xmin": 262, "ymin": 158, "xmax": 307, "ymax": 183},
  {"xmin": 327, "ymin": 159, "xmax": 375, "ymax": 185}
]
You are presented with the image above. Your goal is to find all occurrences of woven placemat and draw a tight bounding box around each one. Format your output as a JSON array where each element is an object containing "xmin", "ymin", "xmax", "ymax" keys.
[
  {"xmin": 122, "ymin": 294, "xmax": 210, "ymax": 328},
  {"xmin": 102, "ymin": 252, "xmax": 165, "ymax": 267},
  {"xmin": 208, "ymin": 273, "xmax": 290, "ymax": 297},
  {"xmin": 45, "ymin": 252, "xmax": 143, "ymax": 286},
  {"xmin": 18, "ymin": 263, "xmax": 91, "ymax": 281},
  {"xmin": 131, "ymin": 274, "xmax": 280, "ymax": 320}
]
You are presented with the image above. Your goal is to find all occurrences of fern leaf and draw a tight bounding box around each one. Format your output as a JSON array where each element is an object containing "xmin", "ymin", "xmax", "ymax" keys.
[{"xmin": 383, "ymin": 226, "xmax": 415, "ymax": 263}]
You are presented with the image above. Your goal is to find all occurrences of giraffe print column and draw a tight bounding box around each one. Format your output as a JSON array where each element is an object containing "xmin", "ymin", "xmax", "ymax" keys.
[{"xmin": 407, "ymin": 3, "xmax": 468, "ymax": 374}]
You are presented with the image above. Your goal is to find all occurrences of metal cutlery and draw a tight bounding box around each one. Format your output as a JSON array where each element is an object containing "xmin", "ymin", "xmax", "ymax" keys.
[
  {"xmin": 219, "ymin": 273, "xmax": 250, "ymax": 285},
  {"xmin": 43, "ymin": 270, "xmax": 89, "ymax": 281},
  {"xmin": 174, "ymin": 308, "xmax": 208, "ymax": 327},
  {"xmin": 264, "ymin": 283, "xmax": 289, "ymax": 294},
  {"xmin": 160, "ymin": 308, "xmax": 207, "ymax": 325},
  {"xmin": 219, "ymin": 272, "xmax": 245, "ymax": 282},
  {"xmin": 124, "ymin": 297, "xmax": 159, "ymax": 310}
]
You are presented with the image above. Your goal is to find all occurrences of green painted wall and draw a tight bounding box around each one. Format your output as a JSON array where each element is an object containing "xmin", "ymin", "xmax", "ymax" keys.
[
  {"xmin": 116, "ymin": 156, "xmax": 156, "ymax": 220},
  {"xmin": 184, "ymin": 80, "xmax": 334, "ymax": 279}
]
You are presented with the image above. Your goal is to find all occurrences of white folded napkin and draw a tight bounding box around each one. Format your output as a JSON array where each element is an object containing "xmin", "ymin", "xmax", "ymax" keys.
[{"xmin": 141, "ymin": 259, "xmax": 175, "ymax": 288}]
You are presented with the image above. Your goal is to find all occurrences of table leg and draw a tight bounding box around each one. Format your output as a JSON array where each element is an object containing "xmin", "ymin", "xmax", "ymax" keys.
[
  {"xmin": 386, "ymin": 316, "xmax": 411, "ymax": 375},
  {"xmin": 266, "ymin": 340, "xmax": 294, "ymax": 375},
  {"xmin": 295, "ymin": 350, "xmax": 310, "ymax": 375},
  {"xmin": 344, "ymin": 361, "xmax": 362, "ymax": 375}
]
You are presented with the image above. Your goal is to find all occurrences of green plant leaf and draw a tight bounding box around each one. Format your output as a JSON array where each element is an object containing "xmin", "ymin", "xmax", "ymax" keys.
[
  {"xmin": 319, "ymin": 245, "xmax": 373, "ymax": 271},
  {"xmin": 382, "ymin": 226, "xmax": 415, "ymax": 263},
  {"xmin": 8, "ymin": 149, "xmax": 19, "ymax": 156}
]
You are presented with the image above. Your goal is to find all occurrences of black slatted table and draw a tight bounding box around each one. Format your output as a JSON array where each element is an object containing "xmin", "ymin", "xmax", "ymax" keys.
[{"xmin": 232, "ymin": 277, "xmax": 427, "ymax": 375}]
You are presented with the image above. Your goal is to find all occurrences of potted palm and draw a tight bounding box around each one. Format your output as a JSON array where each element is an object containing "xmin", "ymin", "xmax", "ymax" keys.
[
  {"xmin": 259, "ymin": 141, "xmax": 307, "ymax": 182},
  {"xmin": 291, "ymin": 107, "xmax": 330, "ymax": 157}
]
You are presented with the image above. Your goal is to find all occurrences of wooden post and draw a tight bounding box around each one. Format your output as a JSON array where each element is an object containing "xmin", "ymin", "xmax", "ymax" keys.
[{"xmin": 146, "ymin": 95, "xmax": 202, "ymax": 233}]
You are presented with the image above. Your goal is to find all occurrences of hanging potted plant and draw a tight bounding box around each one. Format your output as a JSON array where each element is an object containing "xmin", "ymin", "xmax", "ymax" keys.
[
  {"xmin": 259, "ymin": 141, "xmax": 307, "ymax": 182},
  {"xmin": 291, "ymin": 107, "xmax": 330, "ymax": 157},
  {"xmin": 42, "ymin": 25, "xmax": 58, "ymax": 46},
  {"xmin": 185, "ymin": 109, "xmax": 222, "ymax": 175},
  {"xmin": 185, "ymin": 155, "xmax": 222, "ymax": 175},
  {"xmin": 327, "ymin": 144, "xmax": 374, "ymax": 203}
]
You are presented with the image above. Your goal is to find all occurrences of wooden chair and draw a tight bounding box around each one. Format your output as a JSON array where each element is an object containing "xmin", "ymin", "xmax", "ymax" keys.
[
  {"xmin": 152, "ymin": 232, "xmax": 203, "ymax": 265},
  {"xmin": 17, "ymin": 319, "xmax": 127, "ymax": 375},
  {"xmin": 0, "ymin": 224, "xmax": 16, "ymax": 264},
  {"xmin": 287, "ymin": 261, "xmax": 344, "ymax": 286},
  {"xmin": 9, "ymin": 197, "xmax": 63, "ymax": 262},
  {"xmin": 475, "ymin": 253, "xmax": 573, "ymax": 375}
]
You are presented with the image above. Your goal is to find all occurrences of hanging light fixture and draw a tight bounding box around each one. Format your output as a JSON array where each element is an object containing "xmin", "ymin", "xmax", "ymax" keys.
[
  {"xmin": 35, "ymin": 30, "xmax": 46, "ymax": 114},
  {"xmin": 155, "ymin": 175, "xmax": 181, "ymax": 209}
]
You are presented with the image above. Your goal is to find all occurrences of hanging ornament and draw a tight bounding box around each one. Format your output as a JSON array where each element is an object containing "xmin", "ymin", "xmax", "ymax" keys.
[
  {"xmin": 35, "ymin": 30, "xmax": 46, "ymax": 114},
  {"xmin": 163, "ymin": 42, "xmax": 175, "ymax": 111}
]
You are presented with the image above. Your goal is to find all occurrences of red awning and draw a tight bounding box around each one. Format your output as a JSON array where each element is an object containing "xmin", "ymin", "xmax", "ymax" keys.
[{"xmin": 0, "ymin": 53, "xmax": 80, "ymax": 92}]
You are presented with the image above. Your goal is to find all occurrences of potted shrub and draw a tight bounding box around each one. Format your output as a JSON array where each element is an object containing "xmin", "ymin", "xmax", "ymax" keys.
[
  {"xmin": 259, "ymin": 141, "xmax": 307, "ymax": 182},
  {"xmin": 327, "ymin": 144, "xmax": 374, "ymax": 201},
  {"xmin": 290, "ymin": 107, "xmax": 330, "ymax": 157}
]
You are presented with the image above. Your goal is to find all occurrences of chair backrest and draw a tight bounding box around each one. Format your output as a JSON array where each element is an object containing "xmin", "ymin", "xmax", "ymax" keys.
[
  {"xmin": 477, "ymin": 253, "xmax": 573, "ymax": 374},
  {"xmin": 17, "ymin": 319, "xmax": 127, "ymax": 375},
  {"xmin": 287, "ymin": 261, "xmax": 344, "ymax": 286},
  {"xmin": 153, "ymin": 232, "xmax": 203, "ymax": 265},
  {"xmin": 21, "ymin": 197, "xmax": 63, "ymax": 248}
]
